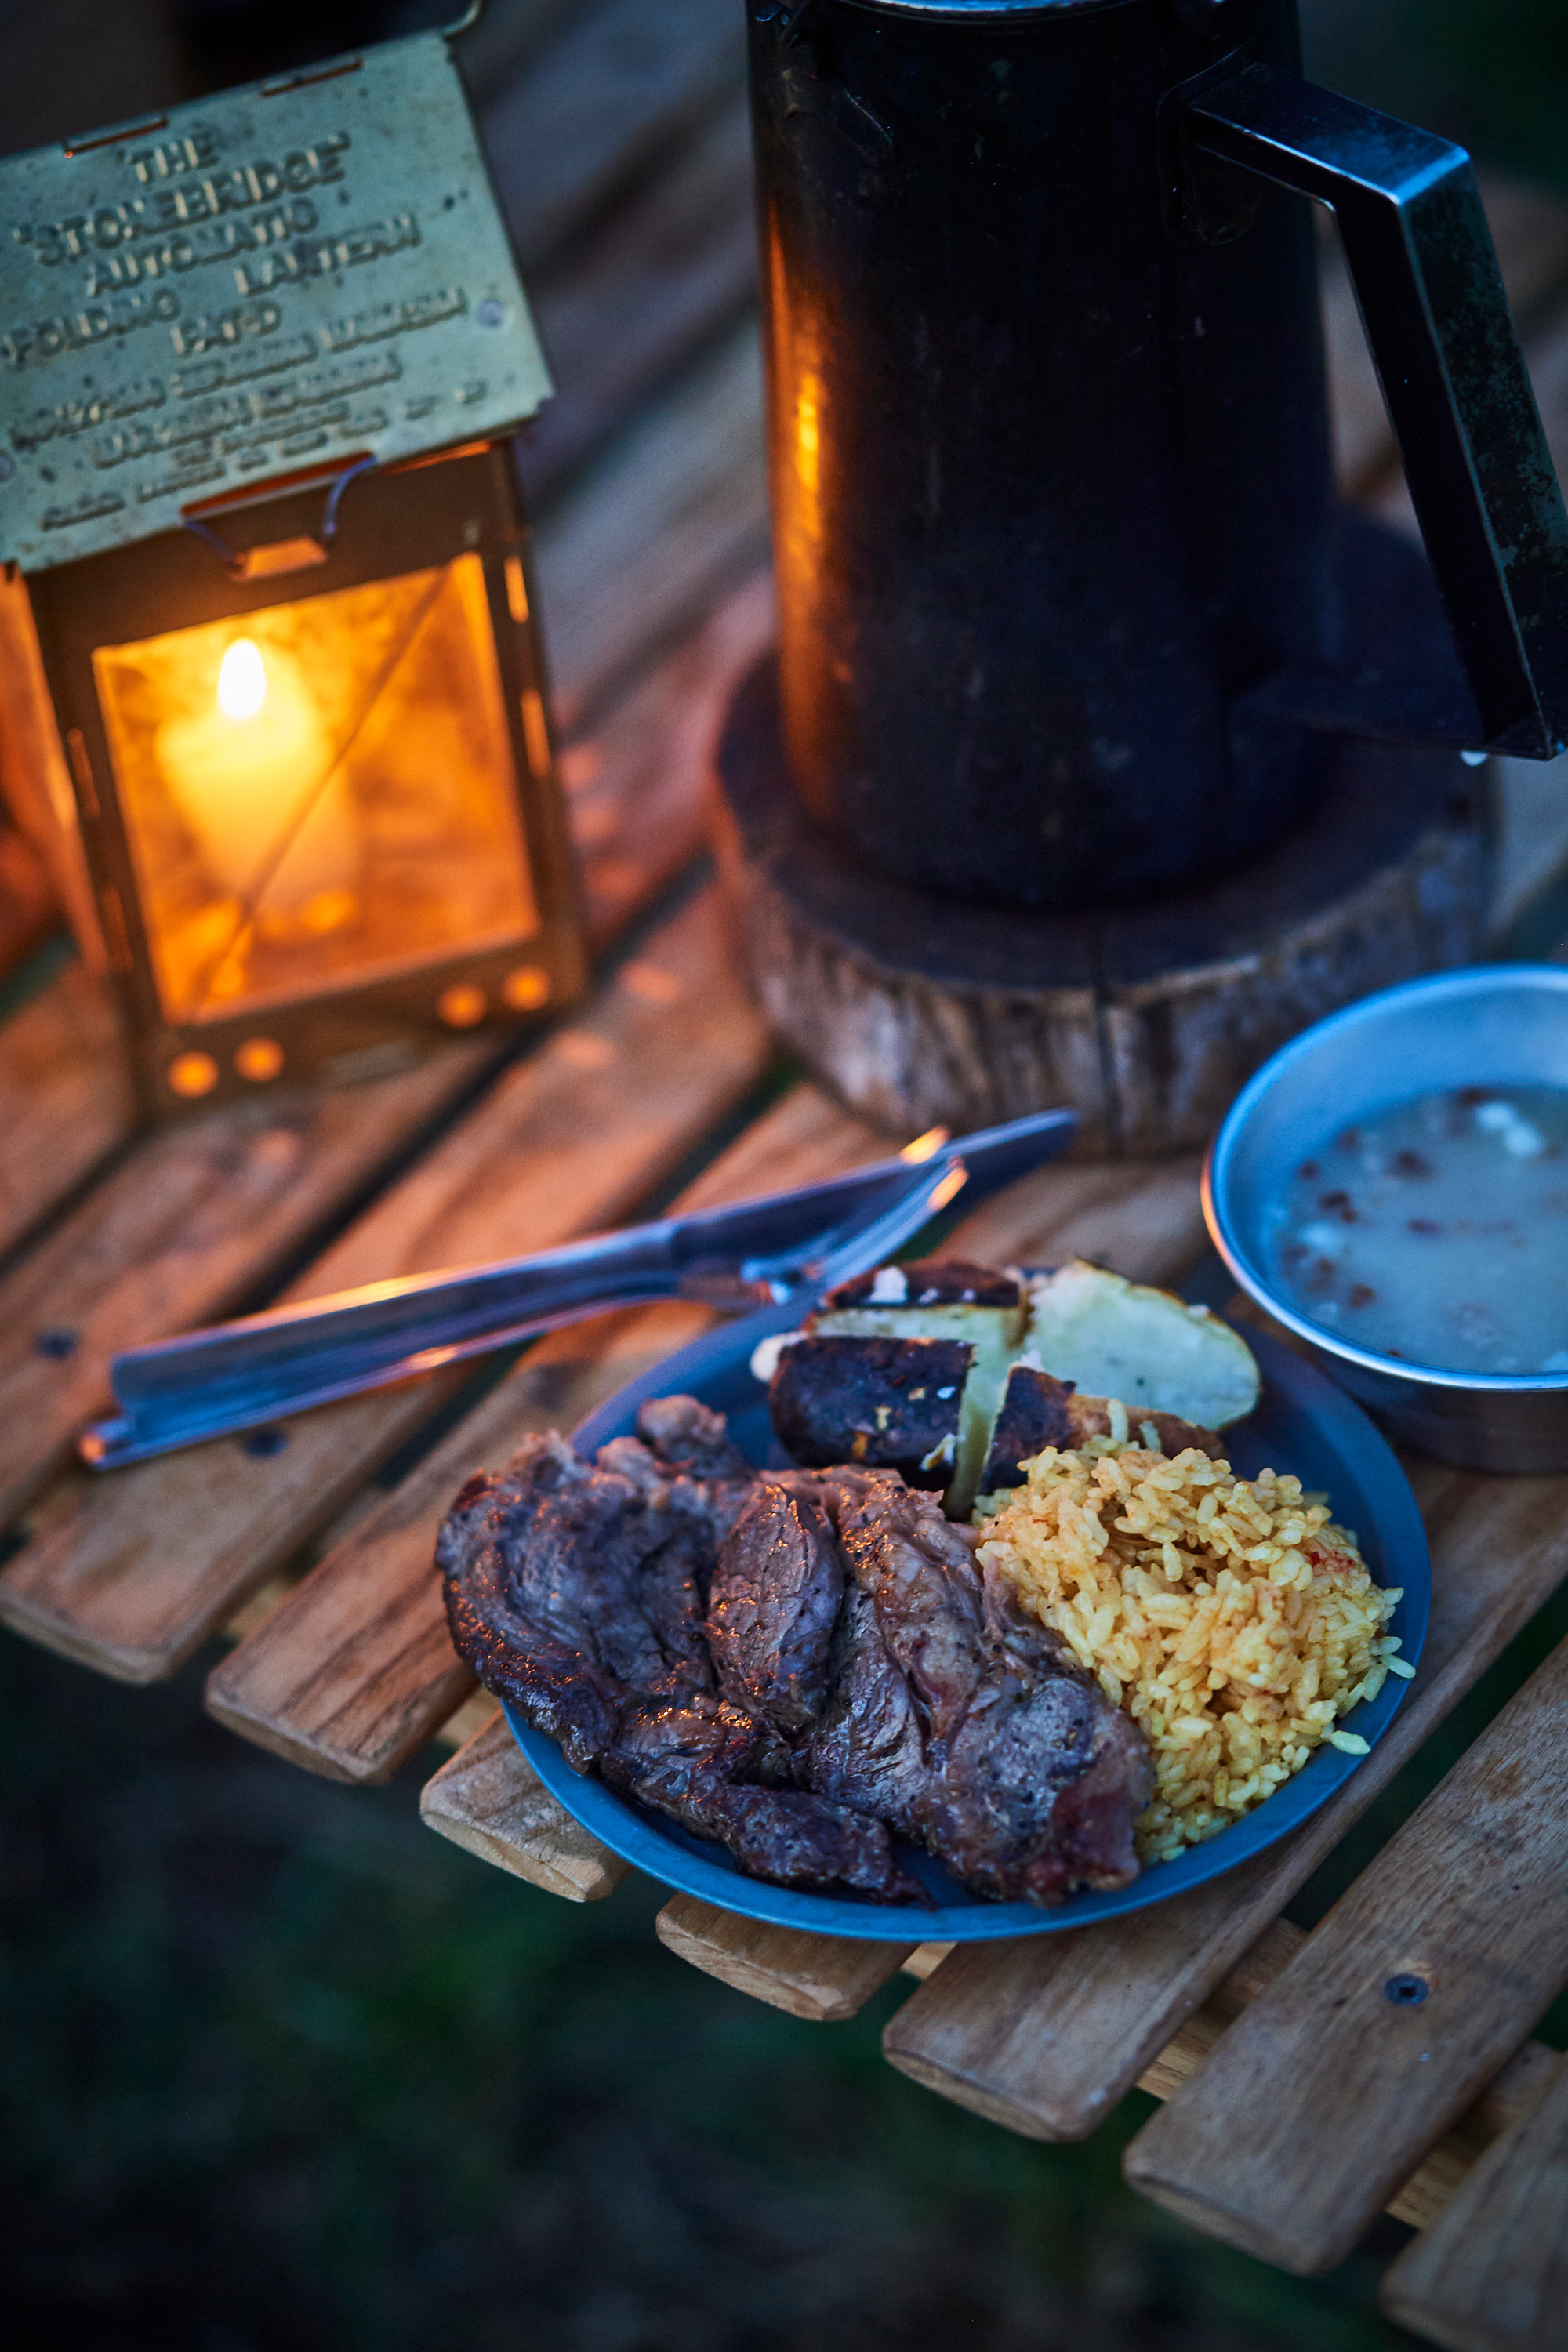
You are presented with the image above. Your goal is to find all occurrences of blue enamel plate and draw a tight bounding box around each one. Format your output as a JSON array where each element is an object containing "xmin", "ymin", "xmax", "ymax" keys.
[{"xmin": 506, "ymin": 1314, "xmax": 1430, "ymax": 1941}]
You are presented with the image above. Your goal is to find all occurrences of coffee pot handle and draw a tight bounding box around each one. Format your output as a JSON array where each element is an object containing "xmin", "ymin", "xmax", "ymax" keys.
[{"xmin": 1182, "ymin": 61, "xmax": 1568, "ymax": 761}]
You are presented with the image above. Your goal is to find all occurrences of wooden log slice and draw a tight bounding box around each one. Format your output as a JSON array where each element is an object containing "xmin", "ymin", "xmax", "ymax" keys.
[{"xmin": 713, "ymin": 659, "xmax": 1488, "ymax": 1157}]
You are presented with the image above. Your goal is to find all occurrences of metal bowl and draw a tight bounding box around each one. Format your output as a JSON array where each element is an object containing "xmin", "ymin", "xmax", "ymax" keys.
[{"xmin": 1204, "ymin": 965, "xmax": 1568, "ymax": 1474}]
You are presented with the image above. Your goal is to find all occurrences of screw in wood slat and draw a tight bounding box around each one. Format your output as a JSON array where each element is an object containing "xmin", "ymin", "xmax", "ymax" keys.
[
  {"xmin": 241, "ymin": 1426, "xmax": 290, "ymax": 1459},
  {"xmin": 1385, "ymin": 1975, "xmax": 1432, "ymax": 2008}
]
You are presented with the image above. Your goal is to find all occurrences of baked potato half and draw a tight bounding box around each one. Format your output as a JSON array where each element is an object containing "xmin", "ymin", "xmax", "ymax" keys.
[
  {"xmin": 762, "ymin": 1254, "xmax": 1257, "ymax": 1514},
  {"xmin": 1022, "ymin": 1262, "xmax": 1259, "ymax": 1431}
]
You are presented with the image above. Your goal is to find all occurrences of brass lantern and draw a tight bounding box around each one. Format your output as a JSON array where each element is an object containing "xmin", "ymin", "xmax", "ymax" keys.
[{"xmin": 0, "ymin": 26, "xmax": 585, "ymax": 1116}]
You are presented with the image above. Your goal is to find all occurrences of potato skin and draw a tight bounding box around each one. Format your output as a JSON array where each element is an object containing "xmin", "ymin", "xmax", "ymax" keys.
[
  {"xmin": 1069, "ymin": 1398, "xmax": 1225, "ymax": 1459},
  {"xmin": 822, "ymin": 1258, "xmax": 1021, "ymax": 1314},
  {"xmin": 979, "ymin": 1364, "xmax": 1079, "ymax": 1492},
  {"xmin": 769, "ymin": 1336, "xmax": 971, "ymax": 1486}
]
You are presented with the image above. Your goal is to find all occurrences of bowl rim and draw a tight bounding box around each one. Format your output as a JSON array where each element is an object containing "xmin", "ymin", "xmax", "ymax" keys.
[{"xmin": 1204, "ymin": 963, "xmax": 1568, "ymax": 1396}]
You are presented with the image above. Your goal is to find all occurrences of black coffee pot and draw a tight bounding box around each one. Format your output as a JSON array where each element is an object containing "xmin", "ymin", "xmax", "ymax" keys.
[{"xmin": 750, "ymin": 0, "xmax": 1568, "ymax": 911}]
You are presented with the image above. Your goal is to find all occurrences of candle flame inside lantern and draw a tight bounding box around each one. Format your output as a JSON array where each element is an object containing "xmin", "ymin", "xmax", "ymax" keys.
[
  {"xmin": 98, "ymin": 555, "xmax": 544, "ymax": 1029},
  {"xmin": 218, "ymin": 638, "xmax": 267, "ymax": 724},
  {"xmin": 156, "ymin": 634, "xmax": 358, "ymax": 960}
]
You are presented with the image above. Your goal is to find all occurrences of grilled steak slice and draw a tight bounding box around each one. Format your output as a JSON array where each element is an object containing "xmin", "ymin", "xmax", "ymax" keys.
[
  {"xmin": 634, "ymin": 1392, "xmax": 757, "ymax": 1488},
  {"xmin": 440, "ymin": 1406, "xmax": 925, "ymax": 1903},
  {"xmin": 707, "ymin": 1482, "xmax": 846, "ymax": 1733},
  {"xmin": 833, "ymin": 1475, "xmax": 1152, "ymax": 1900},
  {"xmin": 439, "ymin": 1396, "xmax": 760, "ymax": 1751},
  {"xmin": 804, "ymin": 1584, "xmax": 929, "ymax": 1838},
  {"xmin": 602, "ymin": 1691, "xmax": 923, "ymax": 1902},
  {"xmin": 439, "ymin": 1434, "xmax": 626, "ymax": 1769}
]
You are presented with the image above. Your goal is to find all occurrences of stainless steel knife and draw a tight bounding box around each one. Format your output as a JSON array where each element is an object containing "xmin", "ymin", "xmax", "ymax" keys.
[{"xmin": 79, "ymin": 1105, "xmax": 1075, "ymax": 1468}]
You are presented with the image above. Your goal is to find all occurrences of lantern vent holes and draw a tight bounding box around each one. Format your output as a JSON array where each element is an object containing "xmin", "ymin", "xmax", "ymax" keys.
[
  {"xmin": 235, "ymin": 1038, "xmax": 285, "ymax": 1083},
  {"xmin": 503, "ymin": 966, "xmax": 550, "ymax": 1012},
  {"xmin": 168, "ymin": 1051, "xmax": 220, "ymax": 1099},
  {"xmin": 438, "ymin": 983, "xmax": 488, "ymax": 1029}
]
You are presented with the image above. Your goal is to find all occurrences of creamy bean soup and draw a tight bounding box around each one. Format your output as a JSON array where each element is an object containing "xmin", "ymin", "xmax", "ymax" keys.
[{"xmin": 1271, "ymin": 1086, "xmax": 1568, "ymax": 1375}]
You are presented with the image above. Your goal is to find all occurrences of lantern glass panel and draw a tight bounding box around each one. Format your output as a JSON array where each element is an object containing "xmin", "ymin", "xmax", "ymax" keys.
[{"xmin": 91, "ymin": 552, "xmax": 539, "ymax": 1027}]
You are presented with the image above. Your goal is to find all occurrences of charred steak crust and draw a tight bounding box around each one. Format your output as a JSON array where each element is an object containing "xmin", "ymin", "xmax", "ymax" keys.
[
  {"xmin": 979, "ymin": 1363, "xmax": 1079, "ymax": 1493},
  {"xmin": 824, "ymin": 1258, "xmax": 1021, "ymax": 1311},
  {"xmin": 768, "ymin": 1334, "xmax": 971, "ymax": 1484},
  {"xmin": 439, "ymin": 1399, "xmax": 1152, "ymax": 1907}
]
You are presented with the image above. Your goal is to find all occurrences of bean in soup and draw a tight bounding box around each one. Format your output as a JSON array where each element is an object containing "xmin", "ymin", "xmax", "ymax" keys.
[{"xmin": 1272, "ymin": 1086, "xmax": 1568, "ymax": 1375}]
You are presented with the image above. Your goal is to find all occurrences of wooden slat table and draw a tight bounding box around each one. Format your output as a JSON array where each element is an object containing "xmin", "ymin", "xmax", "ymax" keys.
[
  {"xmin": 2, "ymin": 15, "xmax": 1566, "ymax": 2349},
  {"xmin": 1381, "ymin": 2049, "xmax": 1568, "ymax": 2349}
]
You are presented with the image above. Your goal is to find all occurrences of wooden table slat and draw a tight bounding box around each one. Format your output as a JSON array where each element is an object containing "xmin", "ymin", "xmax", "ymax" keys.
[
  {"xmin": 1131, "ymin": 1918, "xmax": 1562, "ymax": 2239},
  {"xmin": 1381, "ymin": 2050, "xmax": 1568, "ymax": 2352},
  {"xmin": 538, "ymin": 320, "xmax": 767, "ymax": 737},
  {"xmin": 881, "ymin": 1462, "xmax": 1568, "ymax": 2143},
  {"xmin": 0, "ymin": 887, "xmax": 768, "ymax": 1685},
  {"xmin": 523, "ymin": 94, "xmax": 756, "ymax": 503},
  {"xmin": 657, "ymin": 1895, "xmax": 917, "ymax": 2023},
  {"xmin": 456, "ymin": 0, "xmax": 583, "ymax": 110},
  {"xmin": 565, "ymin": 569, "xmax": 772, "ymax": 948},
  {"xmin": 481, "ymin": 0, "xmax": 742, "ymax": 278},
  {"xmin": 1122, "ymin": 1636, "xmax": 1568, "ymax": 2276},
  {"xmin": 0, "ymin": 1036, "xmax": 501, "ymax": 1537},
  {"xmin": 0, "ymin": 958, "xmax": 132, "ymax": 1266},
  {"xmin": 421, "ymin": 1706, "xmax": 630, "ymax": 1904}
]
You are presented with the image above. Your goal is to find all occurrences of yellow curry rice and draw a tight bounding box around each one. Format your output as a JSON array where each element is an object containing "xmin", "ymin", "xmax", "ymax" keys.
[{"xmin": 975, "ymin": 1436, "xmax": 1409, "ymax": 1863}]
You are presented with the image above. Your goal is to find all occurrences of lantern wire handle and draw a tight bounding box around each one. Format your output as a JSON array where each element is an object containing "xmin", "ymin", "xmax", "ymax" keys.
[
  {"xmin": 321, "ymin": 453, "xmax": 378, "ymax": 543},
  {"xmin": 180, "ymin": 453, "xmax": 379, "ymax": 575},
  {"xmin": 445, "ymin": 2, "xmax": 486, "ymax": 34},
  {"xmin": 179, "ymin": 514, "xmax": 245, "ymax": 572}
]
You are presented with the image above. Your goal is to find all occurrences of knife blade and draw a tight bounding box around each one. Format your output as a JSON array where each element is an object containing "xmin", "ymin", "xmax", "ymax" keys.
[{"xmin": 79, "ymin": 1105, "xmax": 1074, "ymax": 1468}]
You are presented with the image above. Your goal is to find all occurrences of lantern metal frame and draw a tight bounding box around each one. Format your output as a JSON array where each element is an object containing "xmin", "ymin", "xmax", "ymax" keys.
[{"xmin": 22, "ymin": 441, "xmax": 585, "ymax": 1118}]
